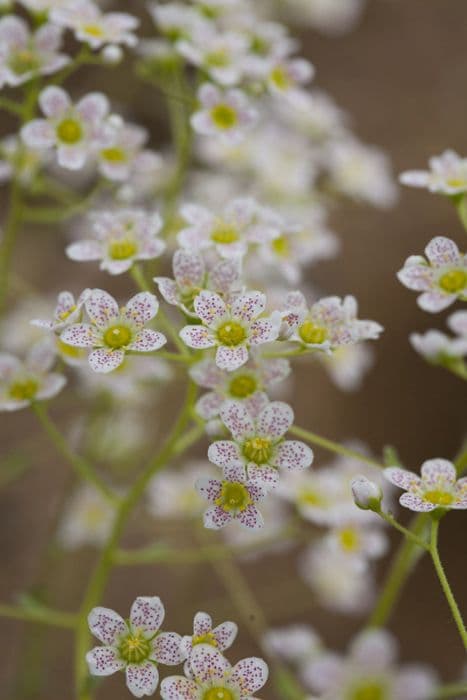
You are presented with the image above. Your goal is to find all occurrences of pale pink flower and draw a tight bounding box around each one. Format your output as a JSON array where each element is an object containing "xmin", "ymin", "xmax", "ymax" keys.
[
  {"xmin": 161, "ymin": 644, "xmax": 268, "ymax": 700},
  {"xmin": 86, "ymin": 597, "xmax": 185, "ymax": 698},
  {"xmin": 21, "ymin": 86, "xmax": 109, "ymax": 170},
  {"xmin": 0, "ymin": 15, "xmax": 69, "ymax": 88},
  {"xmin": 31, "ymin": 289, "xmax": 90, "ymax": 331},
  {"xmin": 397, "ymin": 236, "xmax": 467, "ymax": 312},
  {"xmin": 61, "ymin": 289, "xmax": 166, "ymax": 373},
  {"xmin": 191, "ymin": 83, "xmax": 258, "ymax": 145},
  {"xmin": 385, "ymin": 459, "xmax": 467, "ymax": 512},
  {"xmin": 179, "ymin": 290, "xmax": 281, "ymax": 371},
  {"xmin": 400, "ymin": 149, "xmax": 467, "ymax": 195},
  {"xmin": 51, "ymin": 0, "xmax": 139, "ymax": 49},
  {"xmin": 208, "ymin": 400, "xmax": 313, "ymax": 487},
  {"xmin": 66, "ymin": 209, "xmax": 165, "ymax": 275}
]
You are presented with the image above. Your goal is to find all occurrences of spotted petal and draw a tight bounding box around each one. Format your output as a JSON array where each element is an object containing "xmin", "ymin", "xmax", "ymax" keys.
[
  {"xmin": 213, "ymin": 621, "xmax": 238, "ymax": 650},
  {"xmin": 249, "ymin": 317, "xmax": 281, "ymax": 345},
  {"xmin": 60, "ymin": 323, "xmax": 95, "ymax": 348},
  {"xmin": 128, "ymin": 329, "xmax": 166, "ymax": 352},
  {"xmin": 124, "ymin": 292, "xmax": 159, "ymax": 325},
  {"xmin": 232, "ymin": 291, "xmax": 265, "ymax": 322},
  {"xmin": 126, "ymin": 661, "xmax": 159, "ymax": 698},
  {"xmin": 88, "ymin": 348, "xmax": 125, "ymax": 373},
  {"xmin": 86, "ymin": 646, "xmax": 125, "ymax": 676},
  {"xmin": 231, "ymin": 656, "xmax": 269, "ymax": 694},
  {"xmin": 216, "ymin": 344, "xmax": 249, "ymax": 371},
  {"xmin": 203, "ymin": 504, "xmax": 232, "ymax": 529},
  {"xmin": 208, "ymin": 441, "xmax": 242, "ymax": 468},
  {"xmin": 130, "ymin": 596, "xmax": 165, "ymax": 636},
  {"xmin": 399, "ymin": 493, "xmax": 436, "ymax": 512},
  {"xmin": 160, "ymin": 676, "xmax": 198, "ymax": 700},
  {"xmin": 88, "ymin": 606, "xmax": 127, "ymax": 645},
  {"xmin": 194, "ymin": 291, "xmax": 228, "ymax": 326},
  {"xmin": 173, "ymin": 249, "xmax": 205, "ymax": 288},
  {"xmin": 384, "ymin": 467, "xmax": 421, "ymax": 491},
  {"xmin": 86, "ymin": 289, "xmax": 119, "ymax": 327},
  {"xmin": 425, "ymin": 236, "xmax": 460, "ymax": 266},
  {"xmin": 196, "ymin": 477, "xmax": 223, "ymax": 503},
  {"xmin": 196, "ymin": 391, "xmax": 224, "ymax": 420},
  {"xmin": 273, "ymin": 440, "xmax": 313, "ymax": 471},
  {"xmin": 180, "ymin": 325, "xmax": 215, "ymax": 349},
  {"xmin": 420, "ymin": 458, "xmax": 456, "ymax": 486},
  {"xmin": 220, "ymin": 400, "xmax": 255, "ymax": 440},
  {"xmin": 151, "ymin": 632, "xmax": 185, "ymax": 665},
  {"xmin": 189, "ymin": 644, "xmax": 231, "ymax": 683},
  {"xmin": 257, "ymin": 401, "xmax": 293, "ymax": 439},
  {"xmin": 237, "ymin": 503, "xmax": 264, "ymax": 529}
]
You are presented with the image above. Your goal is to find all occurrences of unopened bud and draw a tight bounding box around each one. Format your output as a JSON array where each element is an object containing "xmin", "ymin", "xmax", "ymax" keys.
[
  {"xmin": 101, "ymin": 45, "xmax": 123, "ymax": 65},
  {"xmin": 351, "ymin": 475, "xmax": 382, "ymax": 511}
]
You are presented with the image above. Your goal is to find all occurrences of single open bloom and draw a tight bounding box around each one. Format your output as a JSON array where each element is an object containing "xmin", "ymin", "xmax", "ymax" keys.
[
  {"xmin": 191, "ymin": 83, "xmax": 258, "ymax": 145},
  {"xmin": 86, "ymin": 596, "xmax": 184, "ymax": 698},
  {"xmin": 399, "ymin": 149, "xmax": 467, "ymax": 195},
  {"xmin": 384, "ymin": 459, "xmax": 467, "ymax": 512},
  {"xmin": 51, "ymin": 0, "xmax": 139, "ymax": 49},
  {"xmin": 31, "ymin": 289, "xmax": 90, "ymax": 331},
  {"xmin": 180, "ymin": 611, "xmax": 238, "ymax": 675}
]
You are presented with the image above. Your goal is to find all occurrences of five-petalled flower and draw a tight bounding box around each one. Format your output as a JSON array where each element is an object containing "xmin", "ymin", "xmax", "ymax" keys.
[
  {"xmin": 181, "ymin": 611, "xmax": 238, "ymax": 675},
  {"xmin": 191, "ymin": 83, "xmax": 258, "ymax": 145},
  {"xmin": 384, "ymin": 459, "xmax": 467, "ymax": 512}
]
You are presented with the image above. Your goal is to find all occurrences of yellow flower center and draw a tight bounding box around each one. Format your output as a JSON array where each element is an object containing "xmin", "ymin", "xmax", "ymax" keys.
[
  {"xmin": 192, "ymin": 631, "xmax": 218, "ymax": 647},
  {"xmin": 216, "ymin": 321, "xmax": 246, "ymax": 347},
  {"xmin": 298, "ymin": 489, "xmax": 325, "ymax": 506},
  {"xmin": 203, "ymin": 689, "xmax": 234, "ymax": 700},
  {"xmin": 272, "ymin": 235, "xmax": 290, "ymax": 257},
  {"xmin": 10, "ymin": 48, "xmax": 40, "ymax": 75},
  {"xmin": 270, "ymin": 65, "xmax": 290, "ymax": 91},
  {"xmin": 243, "ymin": 436, "xmax": 272, "ymax": 464},
  {"xmin": 438, "ymin": 269, "xmax": 466, "ymax": 293},
  {"xmin": 339, "ymin": 528, "xmax": 359, "ymax": 552},
  {"xmin": 83, "ymin": 23, "xmax": 105, "ymax": 38},
  {"xmin": 206, "ymin": 50, "xmax": 229, "ymax": 68},
  {"xmin": 109, "ymin": 239, "xmax": 138, "ymax": 260},
  {"xmin": 101, "ymin": 147, "xmax": 127, "ymax": 163},
  {"xmin": 119, "ymin": 632, "xmax": 151, "ymax": 664},
  {"xmin": 211, "ymin": 222, "xmax": 239, "ymax": 244},
  {"xmin": 57, "ymin": 339, "xmax": 85, "ymax": 359},
  {"xmin": 8, "ymin": 378, "xmax": 38, "ymax": 401},
  {"xmin": 215, "ymin": 481, "xmax": 251, "ymax": 512},
  {"xmin": 56, "ymin": 118, "xmax": 83, "ymax": 145},
  {"xmin": 298, "ymin": 320, "xmax": 328, "ymax": 345},
  {"xmin": 103, "ymin": 324, "xmax": 132, "ymax": 349},
  {"xmin": 423, "ymin": 490, "xmax": 454, "ymax": 506},
  {"xmin": 446, "ymin": 178, "xmax": 467, "ymax": 189},
  {"xmin": 349, "ymin": 681, "xmax": 387, "ymax": 700},
  {"xmin": 229, "ymin": 373, "xmax": 258, "ymax": 398},
  {"xmin": 210, "ymin": 104, "xmax": 238, "ymax": 130}
]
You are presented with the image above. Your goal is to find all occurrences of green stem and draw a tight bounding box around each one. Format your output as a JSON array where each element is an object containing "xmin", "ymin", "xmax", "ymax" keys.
[
  {"xmin": 290, "ymin": 425, "xmax": 384, "ymax": 469},
  {"xmin": 32, "ymin": 403, "xmax": 116, "ymax": 503},
  {"xmin": 376, "ymin": 510, "xmax": 429, "ymax": 550},
  {"xmin": 430, "ymin": 519, "xmax": 467, "ymax": 649},
  {"xmin": 433, "ymin": 681, "xmax": 467, "ymax": 699},
  {"xmin": 0, "ymin": 97, "xmax": 24, "ymax": 116},
  {"xmin": 0, "ymin": 603, "xmax": 77, "ymax": 629},
  {"xmin": 0, "ymin": 178, "xmax": 22, "ymax": 312}
]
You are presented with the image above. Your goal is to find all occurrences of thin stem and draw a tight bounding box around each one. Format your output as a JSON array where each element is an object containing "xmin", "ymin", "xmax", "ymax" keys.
[
  {"xmin": 0, "ymin": 178, "xmax": 22, "ymax": 312},
  {"xmin": 0, "ymin": 603, "xmax": 77, "ymax": 629},
  {"xmin": 290, "ymin": 425, "xmax": 384, "ymax": 469},
  {"xmin": 32, "ymin": 403, "xmax": 116, "ymax": 503},
  {"xmin": 0, "ymin": 96, "xmax": 24, "ymax": 116},
  {"xmin": 376, "ymin": 510, "xmax": 429, "ymax": 550},
  {"xmin": 430, "ymin": 519, "xmax": 467, "ymax": 649},
  {"xmin": 433, "ymin": 681, "xmax": 467, "ymax": 698}
]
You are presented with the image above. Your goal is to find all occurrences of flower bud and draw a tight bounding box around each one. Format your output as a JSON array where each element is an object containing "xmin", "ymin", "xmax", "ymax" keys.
[
  {"xmin": 351, "ymin": 475, "xmax": 382, "ymax": 511},
  {"xmin": 101, "ymin": 45, "xmax": 123, "ymax": 65}
]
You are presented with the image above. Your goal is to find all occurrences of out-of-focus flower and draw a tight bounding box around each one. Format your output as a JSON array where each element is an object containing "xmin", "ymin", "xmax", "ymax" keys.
[
  {"xmin": 31, "ymin": 289, "xmax": 90, "ymax": 331},
  {"xmin": 61, "ymin": 289, "xmax": 166, "ymax": 373},
  {"xmin": 410, "ymin": 311, "xmax": 467, "ymax": 361},
  {"xmin": 51, "ymin": 0, "xmax": 139, "ymax": 49},
  {"xmin": 150, "ymin": 2, "xmax": 210, "ymax": 43},
  {"xmin": 96, "ymin": 119, "xmax": 159, "ymax": 182},
  {"xmin": 385, "ymin": 459, "xmax": 467, "ymax": 512},
  {"xmin": 318, "ymin": 342, "xmax": 375, "ymax": 391},
  {"xmin": 284, "ymin": 0, "xmax": 366, "ymax": 37},
  {"xmin": 264, "ymin": 624, "xmax": 322, "ymax": 666},
  {"xmin": 266, "ymin": 57, "xmax": 314, "ymax": 99},
  {"xmin": 0, "ymin": 339, "xmax": 65, "ymax": 411},
  {"xmin": 400, "ymin": 149, "xmax": 467, "ymax": 195},
  {"xmin": 21, "ymin": 86, "xmax": 109, "ymax": 170},
  {"xmin": 0, "ymin": 15, "xmax": 69, "ymax": 88},
  {"xmin": 161, "ymin": 644, "xmax": 268, "ymax": 700},
  {"xmin": 180, "ymin": 290, "xmax": 281, "ymax": 371},
  {"xmin": 57, "ymin": 484, "xmax": 115, "ymax": 550},
  {"xmin": 304, "ymin": 629, "xmax": 437, "ymax": 699},
  {"xmin": 66, "ymin": 209, "xmax": 165, "ymax": 275},
  {"xmin": 147, "ymin": 461, "xmax": 213, "ymax": 520},
  {"xmin": 0, "ymin": 134, "xmax": 48, "ymax": 186},
  {"xmin": 208, "ymin": 399, "xmax": 313, "ymax": 486},
  {"xmin": 86, "ymin": 597, "xmax": 184, "ymax": 697},
  {"xmin": 176, "ymin": 29, "xmax": 248, "ymax": 85},
  {"xmin": 196, "ymin": 461, "xmax": 270, "ymax": 529},
  {"xmin": 397, "ymin": 236, "xmax": 467, "ymax": 312},
  {"xmin": 323, "ymin": 520, "xmax": 388, "ymax": 561},
  {"xmin": 191, "ymin": 83, "xmax": 258, "ymax": 145}
]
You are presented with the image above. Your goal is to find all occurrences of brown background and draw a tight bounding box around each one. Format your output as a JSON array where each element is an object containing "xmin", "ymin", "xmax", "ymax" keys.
[{"xmin": 1, "ymin": 0, "xmax": 466, "ymax": 697}]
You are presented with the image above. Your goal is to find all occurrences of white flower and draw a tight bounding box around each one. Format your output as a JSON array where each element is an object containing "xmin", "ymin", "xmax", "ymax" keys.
[
  {"xmin": 264, "ymin": 625, "xmax": 321, "ymax": 666},
  {"xmin": 397, "ymin": 236, "xmax": 467, "ymax": 312},
  {"xmin": 51, "ymin": 0, "xmax": 139, "ymax": 49},
  {"xmin": 57, "ymin": 484, "xmax": 115, "ymax": 550},
  {"xmin": 66, "ymin": 209, "xmax": 165, "ymax": 275},
  {"xmin": 61, "ymin": 289, "xmax": 166, "ymax": 373},
  {"xmin": 180, "ymin": 290, "xmax": 281, "ymax": 371},
  {"xmin": 96, "ymin": 119, "xmax": 159, "ymax": 182},
  {"xmin": 410, "ymin": 313, "xmax": 467, "ymax": 360},
  {"xmin": 161, "ymin": 644, "xmax": 268, "ymax": 700},
  {"xmin": 146, "ymin": 461, "xmax": 213, "ymax": 520},
  {"xmin": 0, "ymin": 339, "xmax": 66, "ymax": 411},
  {"xmin": 0, "ymin": 15, "xmax": 69, "ymax": 88},
  {"xmin": 180, "ymin": 612, "xmax": 237, "ymax": 670},
  {"xmin": 385, "ymin": 459, "xmax": 467, "ymax": 512},
  {"xmin": 196, "ymin": 461, "xmax": 270, "ymax": 529},
  {"xmin": 400, "ymin": 149, "xmax": 467, "ymax": 195},
  {"xmin": 176, "ymin": 29, "xmax": 249, "ymax": 85},
  {"xmin": 150, "ymin": 2, "xmax": 210, "ymax": 43},
  {"xmin": 31, "ymin": 289, "xmax": 90, "ymax": 332},
  {"xmin": 318, "ymin": 342, "xmax": 375, "ymax": 391},
  {"xmin": 86, "ymin": 597, "xmax": 185, "ymax": 697},
  {"xmin": 266, "ymin": 57, "xmax": 314, "ymax": 98},
  {"xmin": 285, "ymin": 0, "xmax": 366, "ymax": 37},
  {"xmin": 305, "ymin": 629, "xmax": 437, "ymax": 699},
  {"xmin": 21, "ymin": 86, "xmax": 109, "ymax": 170},
  {"xmin": 323, "ymin": 521, "xmax": 388, "ymax": 561},
  {"xmin": 190, "ymin": 355, "xmax": 290, "ymax": 420},
  {"xmin": 191, "ymin": 83, "xmax": 258, "ymax": 145},
  {"xmin": 208, "ymin": 400, "xmax": 313, "ymax": 487}
]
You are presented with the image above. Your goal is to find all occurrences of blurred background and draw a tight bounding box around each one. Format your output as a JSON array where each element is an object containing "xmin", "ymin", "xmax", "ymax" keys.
[{"xmin": 1, "ymin": 0, "xmax": 466, "ymax": 697}]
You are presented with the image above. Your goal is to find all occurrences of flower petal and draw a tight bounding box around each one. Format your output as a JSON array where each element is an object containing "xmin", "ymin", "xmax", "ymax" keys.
[
  {"xmin": 39, "ymin": 85, "xmax": 70, "ymax": 117},
  {"xmin": 232, "ymin": 292, "xmax": 265, "ymax": 322},
  {"xmin": 220, "ymin": 400, "xmax": 255, "ymax": 440},
  {"xmin": 249, "ymin": 317, "xmax": 280, "ymax": 345},
  {"xmin": 125, "ymin": 661, "xmax": 159, "ymax": 698},
  {"xmin": 151, "ymin": 632, "xmax": 185, "ymax": 665},
  {"xmin": 189, "ymin": 644, "xmax": 231, "ymax": 683},
  {"xmin": 86, "ymin": 289, "xmax": 119, "ymax": 326},
  {"xmin": 160, "ymin": 676, "xmax": 198, "ymax": 700},
  {"xmin": 194, "ymin": 291, "xmax": 228, "ymax": 326},
  {"xmin": 399, "ymin": 493, "xmax": 436, "ymax": 512},
  {"xmin": 180, "ymin": 325, "xmax": 215, "ymax": 349},
  {"xmin": 384, "ymin": 467, "xmax": 421, "ymax": 491},
  {"xmin": 86, "ymin": 646, "xmax": 125, "ymax": 676},
  {"xmin": 203, "ymin": 504, "xmax": 232, "ymax": 529},
  {"xmin": 247, "ymin": 464, "xmax": 279, "ymax": 489},
  {"xmin": 77, "ymin": 92, "xmax": 109, "ymax": 124},
  {"xmin": 60, "ymin": 323, "xmax": 95, "ymax": 348},
  {"xmin": 128, "ymin": 329, "xmax": 167, "ymax": 352},
  {"xmin": 273, "ymin": 440, "xmax": 313, "ymax": 471},
  {"xmin": 208, "ymin": 441, "xmax": 242, "ymax": 468},
  {"xmin": 130, "ymin": 596, "xmax": 165, "ymax": 635},
  {"xmin": 124, "ymin": 292, "xmax": 159, "ymax": 325},
  {"xmin": 193, "ymin": 612, "xmax": 213, "ymax": 636},
  {"xmin": 237, "ymin": 503, "xmax": 264, "ymax": 529},
  {"xmin": 231, "ymin": 656, "xmax": 269, "ymax": 694},
  {"xmin": 88, "ymin": 348, "xmax": 125, "ymax": 373},
  {"xmin": 425, "ymin": 236, "xmax": 460, "ymax": 265},
  {"xmin": 173, "ymin": 249, "xmax": 205, "ymax": 288},
  {"xmin": 88, "ymin": 606, "xmax": 127, "ymax": 645},
  {"xmin": 66, "ymin": 240, "xmax": 102, "ymax": 262},
  {"xmin": 213, "ymin": 621, "xmax": 238, "ymax": 651},
  {"xmin": 418, "ymin": 291, "xmax": 455, "ymax": 313},
  {"xmin": 257, "ymin": 401, "xmax": 293, "ymax": 439},
  {"xmin": 216, "ymin": 344, "xmax": 249, "ymax": 371},
  {"xmin": 21, "ymin": 119, "xmax": 55, "ymax": 148},
  {"xmin": 196, "ymin": 391, "xmax": 224, "ymax": 420},
  {"xmin": 196, "ymin": 477, "xmax": 223, "ymax": 502},
  {"xmin": 420, "ymin": 458, "xmax": 456, "ymax": 486}
]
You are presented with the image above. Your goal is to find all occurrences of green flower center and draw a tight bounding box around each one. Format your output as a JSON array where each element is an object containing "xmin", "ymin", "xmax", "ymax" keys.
[
  {"xmin": 83, "ymin": 23, "xmax": 105, "ymax": 38},
  {"xmin": 438, "ymin": 269, "xmax": 466, "ymax": 293},
  {"xmin": 423, "ymin": 489, "xmax": 454, "ymax": 506},
  {"xmin": 56, "ymin": 118, "xmax": 83, "ymax": 145},
  {"xmin": 298, "ymin": 489, "xmax": 326, "ymax": 507},
  {"xmin": 272, "ymin": 235, "xmax": 290, "ymax": 257},
  {"xmin": 109, "ymin": 239, "xmax": 137, "ymax": 260},
  {"xmin": 210, "ymin": 104, "xmax": 238, "ymax": 130},
  {"xmin": 211, "ymin": 223, "xmax": 239, "ymax": 244},
  {"xmin": 192, "ymin": 631, "xmax": 218, "ymax": 647},
  {"xmin": 203, "ymin": 688, "xmax": 234, "ymax": 700},
  {"xmin": 206, "ymin": 50, "xmax": 229, "ymax": 68},
  {"xmin": 243, "ymin": 436, "xmax": 272, "ymax": 464},
  {"xmin": 9, "ymin": 48, "xmax": 40, "ymax": 75},
  {"xmin": 101, "ymin": 147, "xmax": 127, "ymax": 163},
  {"xmin": 339, "ymin": 528, "xmax": 359, "ymax": 552},
  {"xmin": 349, "ymin": 681, "xmax": 387, "ymax": 700},
  {"xmin": 270, "ymin": 65, "xmax": 290, "ymax": 90},
  {"xmin": 298, "ymin": 320, "xmax": 328, "ymax": 345},
  {"xmin": 216, "ymin": 321, "xmax": 246, "ymax": 347},
  {"xmin": 229, "ymin": 373, "xmax": 258, "ymax": 398},
  {"xmin": 8, "ymin": 378, "xmax": 38, "ymax": 401},
  {"xmin": 446, "ymin": 178, "xmax": 467, "ymax": 189},
  {"xmin": 119, "ymin": 632, "xmax": 151, "ymax": 664},
  {"xmin": 215, "ymin": 481, "xmax": 251, "ymax": 512},
  {"xmin": 103, "ymin": 324, "xmax": 132, "ymax": 349},
  {"xmin": 250, "ymin": 35, "xmax": 269, "ymax": 55}
]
